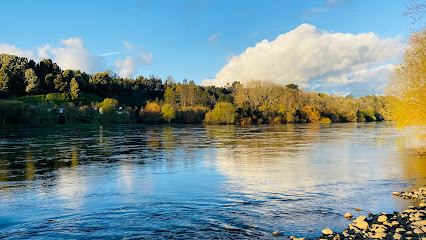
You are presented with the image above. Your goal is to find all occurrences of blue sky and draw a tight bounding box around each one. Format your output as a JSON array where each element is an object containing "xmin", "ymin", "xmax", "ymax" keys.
[{"xmin": 0, "ymin": 0, "xmax": 412, "ymax": 96}]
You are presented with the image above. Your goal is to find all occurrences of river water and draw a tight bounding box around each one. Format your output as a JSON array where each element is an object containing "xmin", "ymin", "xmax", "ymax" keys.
[{"xmin": 1, "ymin": 123, "xmax": 425, "ymax": 239}]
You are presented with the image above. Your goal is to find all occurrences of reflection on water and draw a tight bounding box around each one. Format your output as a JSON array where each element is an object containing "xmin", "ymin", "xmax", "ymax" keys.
[{"xmin": 0, "ymin": 123, "xmax": 425, "ymax": 239}]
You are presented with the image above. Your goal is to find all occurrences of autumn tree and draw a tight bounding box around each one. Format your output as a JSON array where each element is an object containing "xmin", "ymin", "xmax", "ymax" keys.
[{"xmin": 388, "ymin": 30, "xmax": 426, "ymax": 135}]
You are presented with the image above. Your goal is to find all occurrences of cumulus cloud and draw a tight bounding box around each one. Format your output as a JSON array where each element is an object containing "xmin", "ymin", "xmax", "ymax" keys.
[
  {"xmin": 202, "ymin": 24, "xmax": 403, "ymax": 96},
  {"xmin": 114, "ymin": 42, "xmax": 153, "ymax": 77},
  {"xmin": 0, "ymin": 44, "xmax": 38, "ymax": 60},
  {"xmin": 0, "ymin": 38, "xmax": 106, "ymax": 74},
  {"xmin": 49, "ymin": 38, "xmax": 106, "ymax": 73}
]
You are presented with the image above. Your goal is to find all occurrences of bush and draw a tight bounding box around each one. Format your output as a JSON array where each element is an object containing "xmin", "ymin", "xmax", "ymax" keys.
[
  {"xmin": 141, "ymin": 102, "xmax": 162, "ymax": 124},
  {"xmin": 161, "ymin": 104, "xmax": 175, "ymax": 123},
  {"xmin": 205, "ymin": 102, "xmax": 236, "ymax": 124}
]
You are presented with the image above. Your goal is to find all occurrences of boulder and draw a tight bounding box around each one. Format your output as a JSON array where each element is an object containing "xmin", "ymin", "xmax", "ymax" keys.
[
  {"xmin": 378, "ymin": 215, "xmax": 387, "ymax": 222},
  {"xmin": 322, "ymin": 228, "xmax": 333, "ymax": 235}
]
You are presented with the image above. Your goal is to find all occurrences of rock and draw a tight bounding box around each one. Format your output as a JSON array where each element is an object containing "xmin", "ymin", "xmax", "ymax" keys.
[
  {"xmin": 372, "ymin": 232, "xmax": 387, "ymax": 239},
  {"xmin": 375, "ymin": 227, "xmax": 386, "ymax": 233},
  {"xmin": 421, "ymin": 203, "xmax": 426, "ymax": 207},
  {"xmin": 414, "ymin": 228, "xmax": 424, "ymax": 234},
  {"xmin": 412, "ymin": 220, "xmax": 426, "ymax": 227},
  {"xmin": 322, "ymin": 228, "xmax": 333, "ymax": 235},
  {"xmin": 272, "ymin": 231, "xmax": 281, "ymax": 236},
  {"xmin": 378, "ymin": 215, "xmax": 388, "ymax": 222},
  {"xmin": 356, "ymin": 220, "xmax": 369, "ymax": 230},
  {"xmin": 355, "ymin": 215, "xmax": 367, "ymax": 222},
  {"xmin": 396, "ymin": 228, "xmax": 406, "ymax": 233},
  {"xmin": 355, "ymin": 208, "xmax": 361, "ymax": 211},
  {"xmin": 393, "ymin": 192, "xmax": 401, "ymax": 196},
  {"xmin": 391, "ymin": 221, "xmax": 399, "ymax": 226},
  {"xmin": 344, "ymin": 213, "xmax": 353, "ymax": 218},
  {"xmin": 393, "ymin": 233, "xmax": 402, "ymax": 240}
]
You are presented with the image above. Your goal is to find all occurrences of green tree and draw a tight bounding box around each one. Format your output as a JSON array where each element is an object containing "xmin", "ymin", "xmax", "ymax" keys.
[
  {"xmin": 90, "ymin": 71, "xmax": 113, "ymax": 97},
  {"xmin": 69, "ymin": 78, "xmax": 80, "ymax": 100},
  {"xmin": 161, "ymin": 104, "xmax": 175, "ymax": 123},
  {"xmin": 164, "ymin": 87, "xmax": 178, "ymax": 107},
  {"xmin": 53, "ymin": 74, "xmax": 68, "ymax": 93},
  {"xmin": 210, "ymin": 102, "xmax": 236, "ymax": 124},
  {"xmin": 24, "ymin": 68, "xmax": 40, "ymax": 94},
  {"xmin": 100, "ymin": 98, "xmax": 119, "ymax": 115},
  {"xmin": 0, "ymin": 67, "xmax": 11, "ymax": 96}
]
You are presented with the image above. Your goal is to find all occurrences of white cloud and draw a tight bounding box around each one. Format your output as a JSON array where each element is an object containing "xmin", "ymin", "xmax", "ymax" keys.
[
  {"xmin": 0, "ymin": 38, "xmax": 106, "ymax": 74},
  {"xmin": 202, "ymin": 24, "xmax": 403, "ymax": 96},
  {"xmin": 123, "ymin": 41, "xmax": 134, "ymax": 51},
  {"xmin": 114, "ymin": 42, "xmax": 153, "ymax": 77},
  {"xmin": 49, "ymin": 38, "xmax": 106, "ymax": 73},
  {"xmin": 208, "ymin": 33, "xmax": 221, "ymax": 45},
  {"xmin": 302, "ymin": 0, "xmax": 348, "ymax": 18},
  {"xmin": 0, "ymin": 44, "xmax": 38, "ymax": 60}
]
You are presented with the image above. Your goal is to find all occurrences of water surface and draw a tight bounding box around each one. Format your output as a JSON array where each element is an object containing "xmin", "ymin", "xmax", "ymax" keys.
[{"xmin": 1, "ymin": 123, "xmax": 425, "ymax": 239}]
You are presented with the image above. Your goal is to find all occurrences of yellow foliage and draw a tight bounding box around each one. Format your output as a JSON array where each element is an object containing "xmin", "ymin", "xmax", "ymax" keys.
[
  {"xmin": 302, "ymin": 105, "xmax": 320, "ymax": 123},
  {"xmin": 144, "ymin": 102, "xmax": 161, "ymax": 113},
  {"xmin": 388, "ymin": 30, "xmax": 426, "ymax": 147}
]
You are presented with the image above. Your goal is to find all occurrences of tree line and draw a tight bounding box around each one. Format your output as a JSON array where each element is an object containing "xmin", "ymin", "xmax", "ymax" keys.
[{"xmin": 0, "ymin": 53, "xmax": 391, "ymax": 126}]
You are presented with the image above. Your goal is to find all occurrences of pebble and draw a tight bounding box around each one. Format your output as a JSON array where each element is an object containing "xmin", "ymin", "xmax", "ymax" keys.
[
  {"xmin": 378, "ymin": 215, "xmax": 387, "ymax": 222},
  {"xmin": 292, "ymin": 186, "xmax": 426, "ymax": 240},
  {"xmin": 393, "ymin": 233, "xmax": 402, "ymax": 240}
]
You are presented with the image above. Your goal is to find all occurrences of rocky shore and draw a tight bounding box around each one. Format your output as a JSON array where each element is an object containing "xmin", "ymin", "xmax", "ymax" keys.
[{"xmin": 285, "ymin": 187, "xmax": 426, "ymax": 240}]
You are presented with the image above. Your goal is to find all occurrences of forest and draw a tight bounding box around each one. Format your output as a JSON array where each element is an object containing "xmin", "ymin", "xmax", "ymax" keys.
[{"xmin": 0, "ymin": 53, "xmax": 391, "ymax": 126}]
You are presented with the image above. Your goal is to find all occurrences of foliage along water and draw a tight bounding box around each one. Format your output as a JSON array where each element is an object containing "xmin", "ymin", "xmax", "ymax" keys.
[{"xmin": 0, "ymin": 123, "xmax": 425, "ymax": 239}]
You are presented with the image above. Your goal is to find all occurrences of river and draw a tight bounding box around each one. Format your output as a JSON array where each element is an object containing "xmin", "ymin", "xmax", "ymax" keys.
[{"xmin": 1, "ymin": 123, "xmax": 425, "ymax": 239}]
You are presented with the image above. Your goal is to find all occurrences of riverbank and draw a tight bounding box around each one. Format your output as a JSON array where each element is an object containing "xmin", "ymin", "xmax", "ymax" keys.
[{"xmin": 289, "ymin": 187, "xmax": 426, "ymax": 240}]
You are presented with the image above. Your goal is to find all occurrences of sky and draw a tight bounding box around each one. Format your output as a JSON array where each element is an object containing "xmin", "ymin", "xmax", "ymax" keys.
[{"xmin": 0, "ymin": 0, "xmax": 413, "ymax": 96}]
